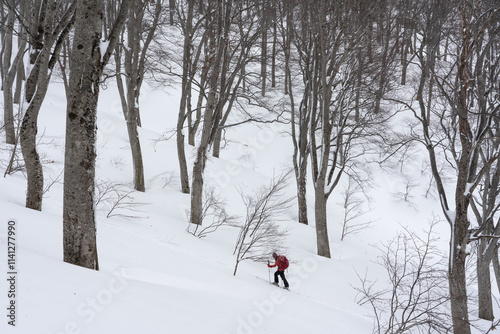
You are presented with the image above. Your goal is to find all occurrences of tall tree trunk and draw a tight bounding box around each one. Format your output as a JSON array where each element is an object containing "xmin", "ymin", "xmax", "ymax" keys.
[
  {"xmin": 177, "ymin": 0, "xmax": 194, "ymax": 194},
  {"xmin": 190, "ymin": 82, "xmax": 216, "ymax": 224},
  {"xmin": 283, "ymin": 0, "xmax": 308, "ymax": 225},
  {"xmin": 314, "ymin": 0, "xmax": 332, "ymax": 258},
  {"xmin": 63, "ymin": 0, "xmax": 103, "ymax": 269},
  {"xmin": 63, "ymin": 0, "xmax": 130, "ymax": 270}
]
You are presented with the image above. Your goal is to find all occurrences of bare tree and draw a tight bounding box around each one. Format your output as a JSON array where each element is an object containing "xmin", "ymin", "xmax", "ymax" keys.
[
  {"xmin": 175, "ymin": 0, "xmax": 197, "ymax": 194},
  {"xmin": 189, "ymin": 0, "xmax": 263, "ymax": 224},
  {"xmin": 356, "ymin": 223, "xmax": 451, "ymax": 334},
  {"xmin": 233, "ymin": 171, "xmax": 292, "ymax": 275},
  {"xmin": 282, "ymin": 0, "xmax": 386, "ymax": 238},
  {"xmin": 209, "ymin": 0, "xmax": 264, "ymax": 159},
  {"xmin": 112, "ymin": 0, "xmax": 163, "ymax": 192},
  {"xmin": 280, "ymin": 0, "xmax": 310, "ymax": 225},
  {"xmin": 186, "ymin": 186, "xmax": 237, "ymax": 238},
  {"xmin": 338, "ymin": 176, "xmax": 373, "ymax": 241},
  {"xmin": 189, "ymin": 0, "xmax": 227, "ymax": 226},
  {"xmin": 95, "ymin": 180, "xmax": 146, "ymax": 219},
  {"xmin": 306, "ymin": 0, "xmax": 387, "ymax": 258}
]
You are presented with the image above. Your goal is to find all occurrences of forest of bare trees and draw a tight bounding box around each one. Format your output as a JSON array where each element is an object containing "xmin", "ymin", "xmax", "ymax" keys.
[{"xmin": 1, "ymin": 0, "xmax": 500, "ymax": 333}]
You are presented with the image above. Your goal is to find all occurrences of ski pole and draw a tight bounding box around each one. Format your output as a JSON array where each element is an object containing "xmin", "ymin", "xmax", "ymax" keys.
[{"xmin": 267, "ymin": 260, "xmax": 271, "ymax": 283}]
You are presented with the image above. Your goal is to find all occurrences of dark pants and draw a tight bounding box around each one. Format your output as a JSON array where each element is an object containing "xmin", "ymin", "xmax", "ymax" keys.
[{"xmin": 274, "ymin": 270, "xmax": 289, "ymax": 287}]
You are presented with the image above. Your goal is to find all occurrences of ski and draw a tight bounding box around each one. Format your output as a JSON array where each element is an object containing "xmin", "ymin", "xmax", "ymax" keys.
[{"xmin": 255, "ymin": 276, "xmax": 290, "ymax": 290}]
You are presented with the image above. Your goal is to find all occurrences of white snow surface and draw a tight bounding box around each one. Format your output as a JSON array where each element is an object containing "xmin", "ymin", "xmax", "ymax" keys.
[{"xmin": 0, "ymin": 81, "xmax": 496, "ymax": 334}]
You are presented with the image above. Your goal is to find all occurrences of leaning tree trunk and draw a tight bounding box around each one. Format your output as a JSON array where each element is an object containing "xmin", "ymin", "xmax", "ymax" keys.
[
  {"xmin": 20, "ymin": 93, "xmax": 47, "ymax": 211},
  {"xmin": 19, "ymin": 0, "xmax": 75, "ymax": 211},
  {"xmin": 20, "ymin": 29, "xmax": 54, "ymax": 211}
]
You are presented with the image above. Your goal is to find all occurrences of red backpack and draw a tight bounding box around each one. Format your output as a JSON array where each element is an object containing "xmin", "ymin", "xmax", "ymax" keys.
[{"xmin": 278, "ymin": 255, "xmax": 289, "ymax": 270}]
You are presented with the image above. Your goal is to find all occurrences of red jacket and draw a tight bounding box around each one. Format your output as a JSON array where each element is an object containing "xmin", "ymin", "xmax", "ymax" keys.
[{"xmin": 268, "ymin": 255, "xmax": 286, "ymax": 271}]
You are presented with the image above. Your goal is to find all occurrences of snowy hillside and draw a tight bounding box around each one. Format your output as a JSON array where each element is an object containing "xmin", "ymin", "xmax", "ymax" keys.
[{"xmin": 0, "ymin": 78, "xmax": 495, "ymax": 334}]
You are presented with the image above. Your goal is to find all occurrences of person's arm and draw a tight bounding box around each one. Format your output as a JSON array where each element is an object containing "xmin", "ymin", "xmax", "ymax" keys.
[{"xmin": 268, "ymin": 261, "xmax": 277, "ymax": 268}]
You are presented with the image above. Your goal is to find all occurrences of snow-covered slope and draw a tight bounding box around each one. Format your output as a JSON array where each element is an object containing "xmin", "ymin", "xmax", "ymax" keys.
[{"xmin": 0, "ymin": 79, "xmax": 491, "ymax": 334}]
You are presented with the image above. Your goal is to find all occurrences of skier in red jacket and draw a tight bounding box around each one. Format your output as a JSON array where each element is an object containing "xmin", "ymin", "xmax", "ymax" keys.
[{"xmin": 268, "ymin": 252, "xmax": 289, "ymax": 290}]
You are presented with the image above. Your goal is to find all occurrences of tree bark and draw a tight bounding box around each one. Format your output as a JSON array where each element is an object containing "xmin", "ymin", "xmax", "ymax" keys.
[
  {"xmin": 63, "ymin": 0, "xmax": 130, "ymax": 270},
  {"xmin": 315, "ymin": 182, "xmax": 331, "ymax": 258},
  {"xmin": 449, "ymin": 212, "xmax": 470, "ymax": 334},
  {"xmin": 63, "ymin": 0, "xmax": 103, "ymax": 269},
  {"xmin": 125, "ymin": 104, "xmax": 145, "ymax": 192},
  {"xmin": 493, "ymin": 246, "xmax": 500, "ymax": 295},
  {"xmin": 3, "ymin": 2, "xmax": 15, "ymax": 144},
  {"xmin": 296, "ymin": 170, "xmax": 308, "ymax": 225},
  {"xmin": 477, "ymin": 245, "xmax": 494, "ymax": 321},
  {"xmin": 13, "ymin": 49, "xmax": 24, "ymax": 104}
]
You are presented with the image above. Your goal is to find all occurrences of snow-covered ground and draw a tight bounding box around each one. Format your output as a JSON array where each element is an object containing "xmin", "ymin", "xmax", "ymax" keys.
[{"xmin": 0, "ymin": 79, "xmax": 495, "ymax": 334}]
